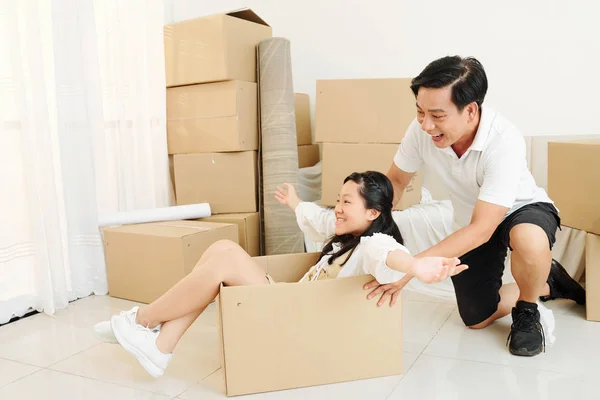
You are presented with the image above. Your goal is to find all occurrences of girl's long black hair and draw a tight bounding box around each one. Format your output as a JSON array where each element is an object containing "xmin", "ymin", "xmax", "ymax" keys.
[{"xmin": 319, "ymin": 171, "xmax": 404, "ymax": 265}]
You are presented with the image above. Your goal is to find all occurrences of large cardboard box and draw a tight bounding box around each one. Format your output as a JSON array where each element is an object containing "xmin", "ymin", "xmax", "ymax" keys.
[
  {"xmin": 217, "ymin": 253, "xmax": 403, "ymax": 396},
  {"xmin": 164, "ymin": 9, "xmax": 272, "ymax": 87},
  {"xmin": 294, "ymin": 93, "xmax": 312, "ymax": 145},
  {"xmin": 174, "ymin": 151, "xmax": 258, "ymax": 214},
  {"xmin": 167, "ymin": 81, "xmax": 258, "ymax": 154},
  {"xmin": 586, "ymin": 233, "xmax": 600, "ymax": 322},
  {"xmin": 298, "ymin": 144, "xmax": 320, "ymax": 168},
  {"xmin": 200, "ymin": 212, "xmax": 260, "ymax": 256},
  {"xmin": 320, "ymin": 143, "xmax": 422, "ymax": 209},
  {"xmin": 103, "ymin": 221, "xmax": 238, "ymax": 304},
  {"xmin": 315, "ymin": 78, "xmax": 415, "ymax": 144},
  {"xmin": 548, "ymin": 140, "xmax": 600, "ymax": 235}
]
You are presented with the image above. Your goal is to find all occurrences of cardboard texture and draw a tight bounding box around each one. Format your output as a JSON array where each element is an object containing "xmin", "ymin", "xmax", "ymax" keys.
[
  {"xmin": 298, "ymin": 144, "xmax": 320, "ymax": 168},
  {"xmin": 217, "ymin": 253, "xmax": 403, "ymax": 396},
  {"xmin": 315, "ymin": 78, "xmax": 415, "ymax": 144},
  {"xmin": 586, "ymin": 233, "xmax": 600, "ymax": 321},
  {"xmin": 169, "ymin": 155, "xmax": 176, "ymax": 202},
  {"xmin": 294, "ymin": 93, "xmax": 312, "ymax": 145},
  {"xmin": 200, "ymin": 212, "xmax": 260, "ymax": 256},
  {"xmin": 103, "ymin": 221, "xmax": 238, "ymax": 304},
  {"xmin": 320, "ymin": 143, "xmax": 422, "ymax": 209},
  {"xmin": 174, "ymin": 151, "xmax": 258, "ymax": 214},
  {"xmin": 548, "ymin": 140, "xmax": 600, "ymax": 235},
  {"xmin": 167, "ymin": 81, "xmax": 258, "ymax": 154},
  {"xmin": 164, "ymin": 9, "xmax": 272, "ymax": 87}
]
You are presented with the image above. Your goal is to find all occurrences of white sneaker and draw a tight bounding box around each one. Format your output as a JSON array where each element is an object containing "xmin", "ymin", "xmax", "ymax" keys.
[
  {"xmin": 93, "ymin": 320, "xmax": 118, "ymax": 344},
  {"xmin": 111, "ymin": 307, "xmax": 173, "ymax": 378},
  {"xmin": 94, "ymin": 316, "xmax": 162, "ymax": 345}
]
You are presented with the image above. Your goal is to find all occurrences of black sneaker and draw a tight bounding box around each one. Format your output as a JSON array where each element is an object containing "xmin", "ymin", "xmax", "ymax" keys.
[
  {"xmin": 507, "ymin": 301, "xmax": 545, "ymax": 357},
  {"xmin": 540, "ymin": 259, "xmax": 586, "ymax": 305}
]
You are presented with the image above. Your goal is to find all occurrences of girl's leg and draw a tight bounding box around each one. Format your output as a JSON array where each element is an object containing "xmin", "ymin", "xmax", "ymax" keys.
[{"xmin": 135, "ymin": 240, "xmax": 268, "ymax": 353}]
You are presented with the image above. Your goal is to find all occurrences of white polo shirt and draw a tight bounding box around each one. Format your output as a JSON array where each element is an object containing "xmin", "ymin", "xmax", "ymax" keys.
[{"xmin": 393, "ymin": 106, "xmax": 553, "ymax": 230}]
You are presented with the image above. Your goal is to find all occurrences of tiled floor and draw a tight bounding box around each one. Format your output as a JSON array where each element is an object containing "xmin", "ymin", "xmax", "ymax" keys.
[{"xmin": 0, "ymin": 293, "xmax": 597, "ymax": 399}]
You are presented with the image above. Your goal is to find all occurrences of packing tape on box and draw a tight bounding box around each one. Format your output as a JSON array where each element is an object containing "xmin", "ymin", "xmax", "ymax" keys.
[
  {"xmin": 258, "ymin": 37, "xmax": 304, "ymax": 255},
  {"xmin": 98, "ymin": 203, "xmax": 211, "ymax": 227}
]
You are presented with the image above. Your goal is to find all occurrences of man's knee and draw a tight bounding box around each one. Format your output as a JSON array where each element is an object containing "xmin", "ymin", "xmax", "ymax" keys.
[
  {"xmin": 509, "ymin": 224, "xmax": 551, "ymax": 265},
  {"xmin": 467, "ymin": 319, "xmax": 493, "ymax": 330}
]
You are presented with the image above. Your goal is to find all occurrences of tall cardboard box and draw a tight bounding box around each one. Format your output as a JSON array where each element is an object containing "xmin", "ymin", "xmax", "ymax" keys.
[
  {"xmin": 103, "ymin": 221, "xmax": 238, "ymax": 304},
  {"xmin": 315, "ymin": 78, "xmax": 415, "ymax": 144},
  {"xmin": 548, "ymin": 140, "xmax": 600, "ymax": 235},
  {"xmin": 164, "ymin": 9, "xmax": 272, "ymax": 87},
  {"xmin": 217, "ymin": 253, "xmax": 403, "ymax": 396},
  {"xmin": 586, "ymin": 233, "xmax": 600, "ymax": 322},
  {"xmin": 298, "ymin": 144, "xmax": 320, "ymax": 168},
  {"xmin": 200, "ymin": 212, "xmax": 260, "ymax": 256},
  {"xmin": 294, "ymin": 93, "xmax": 312, "ymax": 145},
  {"xmin": 167, "ymin": 81, "xmax": 258, "ymax": 154},
  {"xmin": 174, "ymin": 151, "xmax": 258, "ymax": 214},
  {"xmin": 320, "ymin": 143, "xmax": 422, "ymax": 209}
]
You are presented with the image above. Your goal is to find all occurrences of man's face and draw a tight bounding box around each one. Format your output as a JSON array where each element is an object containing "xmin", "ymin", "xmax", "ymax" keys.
[{"xmin": 416, "ymin": 86, "xmax": 473, "ymax": 149}]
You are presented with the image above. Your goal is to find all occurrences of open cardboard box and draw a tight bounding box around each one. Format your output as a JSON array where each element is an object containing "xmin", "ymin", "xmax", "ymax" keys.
[
  {"xmin": 164, "ymin": 8, "xmax": 272, "ymax": 87},
  {"xmin": 216, "ymin": 252, "xmax": 403, "ymax": 396}
]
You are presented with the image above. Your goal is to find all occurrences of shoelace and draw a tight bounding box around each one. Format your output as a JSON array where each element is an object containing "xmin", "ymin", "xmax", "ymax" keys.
[
  {"xmin": 124, "ymin": 310, "xmax": 160, "ymax": 334},
  {"xmin": 506, "ymin": 309, "xmax": 546, "ymax": 353}
]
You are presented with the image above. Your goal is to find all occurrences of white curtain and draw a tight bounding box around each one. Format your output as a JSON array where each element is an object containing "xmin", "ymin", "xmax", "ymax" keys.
[{"xmin": 0, "ymin": 0, "xmax": 169, "ymax": 324}]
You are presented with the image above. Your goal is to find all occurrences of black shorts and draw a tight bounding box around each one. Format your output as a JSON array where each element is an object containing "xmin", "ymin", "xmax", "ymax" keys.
[{"xmin": 451, "ymin": 202, "xmax": 561, "ymax": 326}]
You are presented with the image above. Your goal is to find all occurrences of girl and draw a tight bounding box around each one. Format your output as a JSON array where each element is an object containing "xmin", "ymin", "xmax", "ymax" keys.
[{"xmin": 97, "ymin": 171, "xmax": 467, "ymax": 377}]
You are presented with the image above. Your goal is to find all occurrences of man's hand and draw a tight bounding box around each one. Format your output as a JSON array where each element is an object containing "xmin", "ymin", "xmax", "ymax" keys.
[{"xmin": 364, "ymin": 274, "xmax": 414, "ymax": 307}]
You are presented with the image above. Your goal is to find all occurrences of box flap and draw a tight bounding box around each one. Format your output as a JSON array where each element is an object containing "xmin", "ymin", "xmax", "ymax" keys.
[
  {"xmin": 226, "ymin": 8, "xmax": 269, "ymax": 27},
  {"xmin": 256, "ymin": 252, "xmax": 320, "ymax": 283}
]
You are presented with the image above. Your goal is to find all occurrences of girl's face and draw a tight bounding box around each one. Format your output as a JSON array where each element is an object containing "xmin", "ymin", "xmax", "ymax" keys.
[{"xmin": 334, "ymin": 181, "xmax": 380, "ymax": 236}]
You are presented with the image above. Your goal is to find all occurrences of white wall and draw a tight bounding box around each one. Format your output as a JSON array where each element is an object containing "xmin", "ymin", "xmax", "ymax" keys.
[{"xmin": 164, "ymin": 0, "xmax": 600, "ymax": 137}]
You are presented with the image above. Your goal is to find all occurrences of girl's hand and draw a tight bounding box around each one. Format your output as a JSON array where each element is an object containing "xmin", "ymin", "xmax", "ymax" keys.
[
  {"xmin": 274, "ymin": 183, "xmax": 301, "ymax": 211},
  {"xmin": 410, "ymin": 257, "xmax": 468, "ymax": 284}
]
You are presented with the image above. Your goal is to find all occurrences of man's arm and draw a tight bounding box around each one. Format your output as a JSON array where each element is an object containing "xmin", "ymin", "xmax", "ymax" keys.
[
  {"xmin": 364, "ymin": 199, "xmax": 509, "ymax": 306},
  {"xmin": 416, "ymin": 199, "xmax": 509, "ymax": 259},
  {"xmin": 386, "ymin": 162, "xmax": 415, "ymax": 207}
]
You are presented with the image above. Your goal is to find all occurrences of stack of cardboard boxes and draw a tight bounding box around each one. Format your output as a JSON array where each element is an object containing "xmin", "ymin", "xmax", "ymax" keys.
[
  {"xmin": 166, "ymin": 10, "xmax": 274, "ymax": 258},
  {"xmin": 315, "ymin": 78, "xmax": 422, "ymax": 208},
  {"xmin": 103, "ymin": 10, "xmax": 272, "ymax": 304},
  {"xmin": 295, "ymin": 93, "xmax": 320, "ymax": 168},
  {"xmin": 547, "ymin": 140, "xmax": 600, "ymax": 321}
]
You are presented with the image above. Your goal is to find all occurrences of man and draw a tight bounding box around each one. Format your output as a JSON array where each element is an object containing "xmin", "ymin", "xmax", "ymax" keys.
[{"xmin": 368, "ymin": 55, "xmax": 585, "ymax": 356}]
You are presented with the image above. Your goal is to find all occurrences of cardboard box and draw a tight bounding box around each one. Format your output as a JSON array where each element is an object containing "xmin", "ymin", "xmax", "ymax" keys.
[
  {"xmin": 103, "ymin": 221, "xmax": 238, "ymax": 304},
  {"xmin": 548, "ymin": 140, "xmax": 600, "ymax": 235},
  {"xmin": 174, "ymin": 151, "xmax": 258, "ymax": 214},
  {"xmin": 315, "ymin": 78, "xmax": 415, "ymax": 144},
  {"xmin": 294, "ymin": 93, "xmax": 312, "ymax": 145},
  {"xmin": 320, "ymin": 143, "xmax": 422, "ymax": 209},
  {"xmin": 586, "ymin": 233, "xmax": 600, "ymax": 321},
  {"xmin": 167, "ymin": 81, "xmax": 258, "ymax": 154},
  {"xmin": 298, "ymin": 144, "xmax": 320, "ymax": 168},
  {"xmin": 164, "ymin": 9, "xmax": 272, "ymax": 87},
  {"xmin": 217, "ymin": 252, "xmax": 403, "ymax": 396},
  {"xmin": 200, "ymin": 212, "xmax": 260, "ymax": 256}
]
